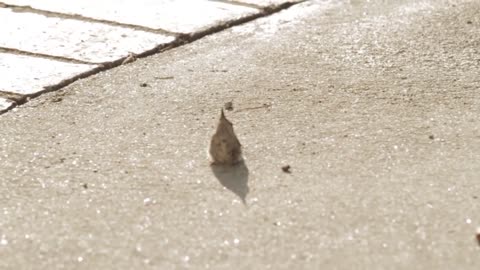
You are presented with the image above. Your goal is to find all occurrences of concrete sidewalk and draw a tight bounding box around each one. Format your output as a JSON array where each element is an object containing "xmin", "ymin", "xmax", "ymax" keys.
[{"xmin": 1, "ymin": 0, "xmax": 480, "ymax": 269}]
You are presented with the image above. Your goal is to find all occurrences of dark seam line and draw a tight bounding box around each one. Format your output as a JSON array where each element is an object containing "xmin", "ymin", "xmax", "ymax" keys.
[
  {"xmin": 0, "ymin": 47, "xmax": 97, "ymax": 65},
  {"xmin": 208, "ymin": 0, "xmax": 264, "ymax": 9}
]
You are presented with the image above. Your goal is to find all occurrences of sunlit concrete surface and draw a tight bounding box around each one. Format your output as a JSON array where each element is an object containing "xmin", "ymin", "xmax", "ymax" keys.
[
  {"xmin": 0, "ymin": 53, "xmax": 96, "ymax": 95},
  {"xmin": 0, "ymin": 9, "xmax": 175, "ymax": 63},
  {"xmin": 0, "ymin": 0, "xmax": 296, "ymax": 104},
  {"xmin": 0, "ymin": 0, "xmax": 479, "ymax": 269},
  {"xmin": 2, "ymin": 0, "xmax": 258, "ymax": 33}
]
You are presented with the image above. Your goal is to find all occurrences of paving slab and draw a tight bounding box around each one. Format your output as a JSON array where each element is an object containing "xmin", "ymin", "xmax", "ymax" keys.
[
  {"xmin": 0, "ymin": 8, "xmax": 175, "ymax": 63},
  {"xmin": 3, "ymin": 0, "xmax": 258, "ymax": 33},
  {"xmin": 0, "ymin": 53, "xmax": 96, "ymax": 95},
  {"xmin": 0, "ymin": 0, "xmax": 479, "ymax": 269}
]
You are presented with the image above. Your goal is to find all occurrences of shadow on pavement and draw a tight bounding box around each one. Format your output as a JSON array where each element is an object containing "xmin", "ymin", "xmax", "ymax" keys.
[{"xmin": 211, "ymin": 160, "xmax": 249, "ymax": 204}]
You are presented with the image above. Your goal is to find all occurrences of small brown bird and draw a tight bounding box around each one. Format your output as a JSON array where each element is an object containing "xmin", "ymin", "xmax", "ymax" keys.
[{"xmin": 209, "ymin": 109, "xmax": 242, "ymax": 165}]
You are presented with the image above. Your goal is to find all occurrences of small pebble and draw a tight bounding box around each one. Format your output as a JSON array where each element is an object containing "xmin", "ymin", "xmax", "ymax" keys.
[
  {"xmin": 82, "ymin": 183, "xmax": 88, "ymax": 189},
  {"xmin": 282, "ymin": 165, "xmax": 291, "ymax": 173},
  {"xmin": 51, "ymin": 96, "xmax": 63, "ymax": 103},
  {"xmin": 122, "ymin": 53, "xmax": 137, "ymax": 64},
  {"xmin": 140, "ymin": 83, "xmax": 148, "ymax": 87},
  {"xmin": 476, "ymin": 227, "xmax": 480, "ymax": 245},
  {"xmin": 429, "ymin": 135, "xmax": 435, "ymax": 140},
  {"xmin": 224, "ymin": 101, "xmax": 233, "ymax": 111}
]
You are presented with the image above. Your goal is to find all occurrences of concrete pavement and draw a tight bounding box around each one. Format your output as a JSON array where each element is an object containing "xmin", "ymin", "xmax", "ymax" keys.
[{"xmin": 1, "ymin": 0, "xmax": 480, "ymax": 269}]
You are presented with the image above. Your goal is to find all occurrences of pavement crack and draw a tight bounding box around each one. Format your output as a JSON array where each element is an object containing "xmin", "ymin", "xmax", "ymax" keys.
[
  {"xmin": 0, "ymin": 47, "xmax": 96, "ymax": 65},
  {"xmin": 208, "ymin": 0, "xmax": 263, "ymax": 9}
]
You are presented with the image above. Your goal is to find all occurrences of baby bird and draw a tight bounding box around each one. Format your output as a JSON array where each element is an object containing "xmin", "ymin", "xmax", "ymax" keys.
[{"xmin": 209, "ymin": 109, "xmax": 242, "ymax": 165}]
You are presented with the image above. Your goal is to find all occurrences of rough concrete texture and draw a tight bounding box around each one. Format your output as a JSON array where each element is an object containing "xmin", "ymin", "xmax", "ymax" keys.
[{"xmin": 0, "ymin": 0, "xmax": 479, "ymax": 269}]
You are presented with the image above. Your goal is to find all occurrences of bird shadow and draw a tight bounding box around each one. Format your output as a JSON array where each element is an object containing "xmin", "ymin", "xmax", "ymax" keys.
[{"xmin": 211, "ymin": 160, "xmax": 249, "ymax": 205}]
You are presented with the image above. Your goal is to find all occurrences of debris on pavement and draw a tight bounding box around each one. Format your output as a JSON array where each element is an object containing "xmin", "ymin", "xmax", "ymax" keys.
[
  {"xmin": 281, "ymin": 165, "xmax": 291, "ymax": 173},
  {"xmin": 51, "ymin": 96, "xmax": 63, "ymax": 103},
  {"xmin": 476, "ymin": 227, "xmax": 480, "ymax": 245},
  {"xmin": 0, "ymin": 92, "xmax": 28, "ymax": 105},
  {"xmin": 140, "ymin": 83, "xmax": 149, "ymax": 87},
  {"xmin": 154, "ymin": 76, "xmax": 174, "ymax": 80},
  {"xmin": 235, "ymin": 103, "xmax": 272, "ymax": 112},
  {"xmin": 122, "ymin": 52, "xmax": 137, "ymax": 65},
  {"xmin": 224, "ymin": 101, "xmax": 233, "ymax": 111},
  {"xmin": 209, "ymin": 109, "xmax": 242, "ymax": 165},
  {"xmin": 475, "ymin": 227, "xmax": 480, "ymax": 246}
]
